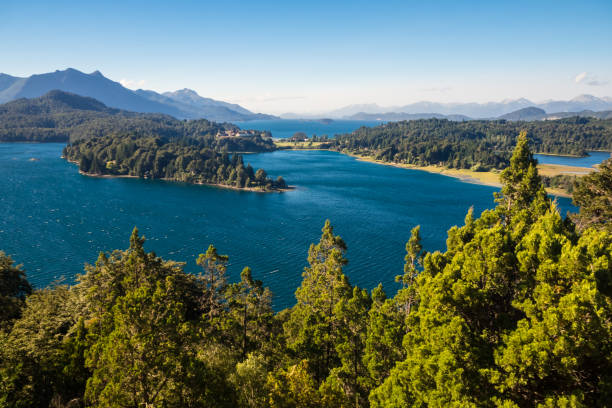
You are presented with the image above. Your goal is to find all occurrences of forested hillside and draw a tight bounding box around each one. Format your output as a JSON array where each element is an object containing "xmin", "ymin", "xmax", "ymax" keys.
[
  {"xmin": 332, "ymin": 117, "xmax": 612, "ymax": 170},
  {"xmin": 0, "ymin": 91, "xmax": 275, "ymax": 153},
  {"xmin": 63, "ymin": 134, "xmax": 287, "ymax": 191},
  {"xmin": 1, "ymin": 134, "xmax": 611, "ymax": 407}
]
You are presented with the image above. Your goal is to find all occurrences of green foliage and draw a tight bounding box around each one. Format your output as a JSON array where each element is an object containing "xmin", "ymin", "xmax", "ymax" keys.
[
  {"xmin": 332, "ymin": 118, "xmax": 612, "ymax": 170},
  {"xmin": 285, "ymin": 220, "xmax": 352, "ymax": 383},
  {"xmin": 267, "ymin": 360, "xmax": 321, "ymax": 408},
  {"xmin": 63, "ymin": 134, "xmax": 286, "ymax": 190},
  {"xmin": 83, "ymin": 229, "xmax": 210, "ymax": 407},
  {"xmin": 1, "ymin": 133, "xmax": 611, "ymax": 407},
  {"xmin": 225, "ymin": 267, "xmax": 274, "ymax": 358},
  {"xmin": 370, "ymin": 134, "xmax": 612, "ymax": 407},
  {"xmin": 573, "ymin": 158, "xmax": 612, "ymax": 232},
  {"xmin": 542, "ymin": 174, "xmax": 578, "ymax": 194},
  {"xmin": 0, "ymin": 252, "xmax": 31, "ymax": 328},
  {"xmin": 0, "ymin": 90, "xmax": 275, "ymax": 150}
]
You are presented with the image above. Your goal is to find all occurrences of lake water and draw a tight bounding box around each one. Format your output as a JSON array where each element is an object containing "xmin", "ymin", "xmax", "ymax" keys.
[
  {"xmin": 0, "ymin": 143, "xmax": 575, "ymax": 309},
  {"xmin": 235, "ymin": 119, "xmax": 382, "ymax": 139},
  {"xmin": 534, "ymin": 151, "xmax": 611, "ymax": 168}
]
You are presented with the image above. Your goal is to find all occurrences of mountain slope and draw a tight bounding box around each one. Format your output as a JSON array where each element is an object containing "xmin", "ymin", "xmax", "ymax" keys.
[
  {"xmin": 498, "ymin": 107, "xmax": 547, "ymax": 121},
  {"xmin": 345, "ymin": 112, "xmax": 471, "ymax": 121},
  {"xmin": 0, "ymin": 68, "xmax": 276, "ymax": 121},
  {"xmin": 0, "ymin": 90, "xmax": 277, "ymax": 155},
  {"xmin": 163, "ymin": 88, "xmax": 252, "ymax": 115}
]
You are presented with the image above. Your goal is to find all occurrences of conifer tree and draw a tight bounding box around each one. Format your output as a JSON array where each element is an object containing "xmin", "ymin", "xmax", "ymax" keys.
[
  {"xmin": 363, "ymin": 284, "xmax": 405, "ymax": 388},
  {"xmin": 197, "ymin": 244, "xmax": 230, "ymax": 322},
  {"xmin": 84, "ymin": 229, "xmax": 211, "ymax": 407},
  {"xmin": 285, "ymin": 220, "xmax": 352, "ymax": 383},
  {"xmin": 329, "ymin": 286, "xmax": 372, "ymax": 408},
  {"xmin": 370, "ymin": 132, "xmax": 612, "ymax": 407},
  {"xmin": 395, "ymin": 226, "xmax": 424, "ymax": 319},
  {"xmin": 573, "ymin": 158, "xmax": 612, "ymax": 232},
  {"xmin": 0, "ymin": 252, "xmax": 31, "ymax": 328},
  {"xmin": 225, "ymin": 267, "xmax": 274, "ymax": 358}
]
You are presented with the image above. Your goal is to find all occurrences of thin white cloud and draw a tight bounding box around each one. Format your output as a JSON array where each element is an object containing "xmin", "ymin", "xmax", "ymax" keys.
[
  {"xmin": 119, "ymin": 78, "xmax": 147, "ymax": 89},
  {"xmin": 574, "ymin": 72, "xmax": 588, "ymax": 83},
  {"xmin": 575, "ymin": 72, "xmax": 607, "ymax": 86}
]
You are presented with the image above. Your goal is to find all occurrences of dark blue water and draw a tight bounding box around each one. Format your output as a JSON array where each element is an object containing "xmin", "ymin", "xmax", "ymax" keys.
[
  {"xmin": 235, "ymin": 119, "xmax": 381, "ymax": 139},
  {"xmin": 0, "ymin": 143, "xmax": 575, "ymax": 309},
  {"xmin": 534, "ymin": 151, "xmax": 611, "ymax": 168}
]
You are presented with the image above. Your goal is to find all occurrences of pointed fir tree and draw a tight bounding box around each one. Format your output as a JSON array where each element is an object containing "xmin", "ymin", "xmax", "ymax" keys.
[{"xmin": 285, "ymin": 220, "xmax": 352, "ymax": 383}]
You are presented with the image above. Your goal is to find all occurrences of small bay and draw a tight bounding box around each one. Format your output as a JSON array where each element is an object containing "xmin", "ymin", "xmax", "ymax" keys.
[{"xmin": 534, "ymin": 151, "xmax": 611, "ymax": 168}]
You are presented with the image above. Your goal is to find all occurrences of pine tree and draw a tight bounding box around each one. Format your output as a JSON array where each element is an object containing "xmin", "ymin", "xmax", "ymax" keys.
[
  {"xmin": 225, "ymin": 267, "xmax": 274, "ymax": 358},
  {"xmin": 395, "ymin": 225, "xmax": 425, "ymax": 319},
  {"xmin": 197, "ymin": 244, "xmax": 230, "ymax": 322},
  {"xmin": 371, "ymin": 132, "xmax": 612, "ymax": 407},
  {"xmin": 572, "ymin": 158, "xmax": 612, "ymax": 232},
  {"xmin": 285, "ymin": 220, "xmax": 352, "ymax": 383},
  {"xmin": 363, "ymin": 284, "xmax": 405, "ymax": 388},
  {"xmin": 0, "ymin": 252, "xmax": 31, "ymax": 328},
  {"xmin": 84, "ymin": 229, "xmax": 211, "ymax": 407},
  {"xmin": 329, "ymin": 286, "xmax": 372, "ymax": 408}
]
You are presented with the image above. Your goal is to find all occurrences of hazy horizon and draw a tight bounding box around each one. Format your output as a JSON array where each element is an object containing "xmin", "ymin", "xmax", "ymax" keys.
[{"xmin": 2, "ymin": 0, "xmax": 611, "ymax": 114}]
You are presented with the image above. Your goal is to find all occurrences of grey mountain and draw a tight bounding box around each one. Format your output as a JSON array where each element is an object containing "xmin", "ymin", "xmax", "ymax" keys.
[
  {"xmin": 0, "ymin": 68, "xmax": 276, "ymax": 121},
  {"xmin": 315, "ymin": 96, "xmax": 612, "ymax": 119},
  {"xmin": 344, "ymin": 112, "xmax": 472, "ymax": 121}
]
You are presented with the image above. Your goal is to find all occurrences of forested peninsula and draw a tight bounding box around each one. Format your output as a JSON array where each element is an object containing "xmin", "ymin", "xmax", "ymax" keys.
[
  {"xmin": 63, "ymin": 135, "xmax": 288, "ymax": 191},
  {"xmin": 1, "ymin": 134, "xmax": 611, "ymax": 407},
  {"xmin": 330, "ymin": 117, "xmax": 612, "ymax": 170}
]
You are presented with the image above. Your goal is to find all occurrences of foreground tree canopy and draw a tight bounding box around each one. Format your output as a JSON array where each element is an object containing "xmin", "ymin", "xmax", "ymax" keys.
[{"xmin": 1, "ymin": 132, "xmax": 611, "ymax": 407}]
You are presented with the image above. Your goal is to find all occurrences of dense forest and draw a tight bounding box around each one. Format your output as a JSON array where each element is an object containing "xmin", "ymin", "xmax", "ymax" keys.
[
  {"xmin": 62, "ymin": 134, "xmax": 287, "ymax": 191},
  {"xmin": 1, "ymin": 134, "xmax": 611, "ymax": 407},
  {"xmin": 0, "ymin": 90, "xmax": 275, "ymax": 153},
  {"xmin": 331, "ymin": 117, "xmax": 612, "ymax": 170}
]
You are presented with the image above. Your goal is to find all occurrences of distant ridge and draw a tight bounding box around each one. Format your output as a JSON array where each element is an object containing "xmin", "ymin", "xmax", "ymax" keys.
[
  {"xmin": 284, "ymin": 94, "xmax": 612, "ymax": 120},
  {"xmin": 498, "ymin": 107, "xmax": 547, "ymax": 121},
  {"xmin": 344, "ymin": 112, "xmax": 472, "ymax": 121},
  {"xmin": 0, "ymin": 68, "xmax": 277, "ymax": 122}
]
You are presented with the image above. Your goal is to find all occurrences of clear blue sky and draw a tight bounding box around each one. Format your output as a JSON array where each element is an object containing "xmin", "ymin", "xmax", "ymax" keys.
[{"xmin": 1, "ymin": 0, "xmax": 611, "ymax": 113}]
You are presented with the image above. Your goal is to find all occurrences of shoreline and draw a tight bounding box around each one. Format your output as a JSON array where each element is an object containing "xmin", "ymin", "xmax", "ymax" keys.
[
  {"xmin": 78, "ymin": 170, "xmax": 293, "ymax": 193},
  {"xmin": 67, "ymin": 158, "xmax": 292, "ymax": 193},
  {"xmin": 343, "ymin": 152, "xmax": 589, "ymax": 198}
]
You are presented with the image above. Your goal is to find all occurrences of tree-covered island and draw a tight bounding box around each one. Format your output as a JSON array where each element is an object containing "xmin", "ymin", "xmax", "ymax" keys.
[{"xmin": 63, "ymin": 134, "xmax": 288, "ymax": 191}]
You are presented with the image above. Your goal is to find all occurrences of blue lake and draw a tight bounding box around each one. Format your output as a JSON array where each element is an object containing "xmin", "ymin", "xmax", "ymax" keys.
[
  {"xmin": 235, "ymin": 119, "xmax": 381, "ymax": 139},
  {"xmin": 534, "ymin": 151, "xmax": 611, "ymax": 168},
  {"xmin": 0, "ymin": 143, "xmax": 575, "ymax": 309}
]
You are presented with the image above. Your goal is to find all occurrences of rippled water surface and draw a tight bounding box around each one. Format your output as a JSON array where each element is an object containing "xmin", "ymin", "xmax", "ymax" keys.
[{"xmin": 0, "ymin": 143, "xmax": 575, "ymax": 309}]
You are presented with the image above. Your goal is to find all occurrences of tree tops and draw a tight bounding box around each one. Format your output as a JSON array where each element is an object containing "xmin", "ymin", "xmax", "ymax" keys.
[
  {"xmin": 62, "ymin": 134, "xmax": 288, "ymax": 191},
  {"xmin": 1, "ymin": 133, "xmax": 611, "ymax": 407},
  {"xmin": 332, "ymin": 117, "xmax": 612, "ymax": 171}
]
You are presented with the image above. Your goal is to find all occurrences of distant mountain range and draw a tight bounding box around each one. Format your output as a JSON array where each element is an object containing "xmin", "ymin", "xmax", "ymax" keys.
[
  {"xmin": 284, "ymin": 95, "xmax": 612, "ymax": 120},
  {"xmin": 1, "ymin": 68, "xmax": 611, "ymax": 123},
  {"xmin": 0, "ymin": 68, "xmax": 277, "ymax": 122},
  {"xmin": 336, "ymin": 105, "xmax": 612, "ymax": 122}
]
